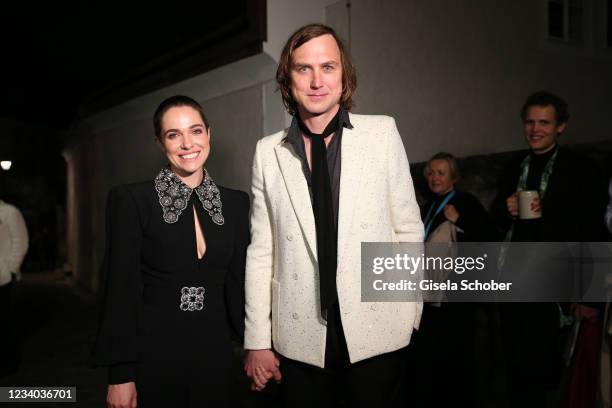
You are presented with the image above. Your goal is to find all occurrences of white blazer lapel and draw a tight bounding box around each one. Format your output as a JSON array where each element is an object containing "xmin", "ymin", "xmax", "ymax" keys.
[
  {"xmin": 274, "ymin": 143, "xmax": 318, "ymax": 261},
  {"xmin": 337, "ymin": 125, "xmax": 367, "ymax": 271}
]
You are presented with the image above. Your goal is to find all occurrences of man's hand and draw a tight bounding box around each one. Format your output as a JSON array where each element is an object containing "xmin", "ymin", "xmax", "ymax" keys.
[
  {"xmin": 506, "ymin": 193, "xmax": 519, "ymax": 218},
  {"xmin": 107, "ymin": 382, "xmax": 137, "ymax": 408},
  {"xmin": 244, "ymin": 349, "xmax": 281, "ymax": 391},
  {"xmin": 443, "ymin": 204, "xmax": 459, "ymax": 224}
]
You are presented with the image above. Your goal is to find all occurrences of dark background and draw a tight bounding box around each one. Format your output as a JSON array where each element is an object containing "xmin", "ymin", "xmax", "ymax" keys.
[{"xmin": 0, "ymin": 1, "xmax": 266, "ymax": 272}]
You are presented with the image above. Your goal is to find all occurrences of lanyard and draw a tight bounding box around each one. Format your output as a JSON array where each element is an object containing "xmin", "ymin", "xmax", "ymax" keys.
[
  {"xmin": 517, "ymin": 148, "xmax": 558, "ymax": 200},
  {"xmin": 423, "ymin": 190, "xmax": 456, "ymax": 240}
]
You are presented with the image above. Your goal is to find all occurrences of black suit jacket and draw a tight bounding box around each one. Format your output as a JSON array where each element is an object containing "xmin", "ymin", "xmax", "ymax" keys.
[
  {"xmin": 492, "ymin": 146, "xmax": 607, "ymax": 313},
  {"xmin": 91, "ymin": 181, "xmax": 249, "ymax": 383},
  {"xmin": 491, "ymin": 146, "xmax": 607, "ymax": 243}
]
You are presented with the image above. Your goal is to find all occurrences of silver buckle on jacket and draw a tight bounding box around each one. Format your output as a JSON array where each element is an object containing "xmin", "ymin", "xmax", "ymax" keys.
[{"xmin": 180, "ymin": 286, "xmax": 205, "ymax": 311}]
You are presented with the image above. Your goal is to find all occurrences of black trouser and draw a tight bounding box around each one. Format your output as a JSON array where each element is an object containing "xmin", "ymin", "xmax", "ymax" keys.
[
  {"xmin": 499, "ymin": 303, "xmax": 561, "ymax": 408},
  {"xmin": 0, "ymin": 282, "xmax": 20, "ymax": 376},
  {"xmin": 280, "ymin": 302, "xmax": 407, "ymax": 408},
  {"xmin": 132, "ymin": 290, "xmax": 237, "ymax": 408},
  {"xmin": 406, "ymin": 303, "xmax": 478, "ymax": 408},
  {"xmin": 280, "ymin": 349, "xmax": 407, "ymax": 408},
  {"xmin": 135, "ymin": 361, "xmax": 234, "ymax": 408}
]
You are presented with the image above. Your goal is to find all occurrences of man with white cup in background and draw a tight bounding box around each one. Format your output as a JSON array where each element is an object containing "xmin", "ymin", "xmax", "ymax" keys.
[{"xmin": 491, "ymin": 91, "xmax": 608, "ymax": 407}]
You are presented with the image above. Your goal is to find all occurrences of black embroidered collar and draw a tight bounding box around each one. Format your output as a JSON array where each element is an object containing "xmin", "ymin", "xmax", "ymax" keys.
[{"xmin": 154, "ymin": 167, "xmax": 225, "ymax": 225}]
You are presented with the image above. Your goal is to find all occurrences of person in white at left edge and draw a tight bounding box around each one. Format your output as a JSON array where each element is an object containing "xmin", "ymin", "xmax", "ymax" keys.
[{"xmin": 243, "ymin": 23, "xmax": 424, "ymax": 408}]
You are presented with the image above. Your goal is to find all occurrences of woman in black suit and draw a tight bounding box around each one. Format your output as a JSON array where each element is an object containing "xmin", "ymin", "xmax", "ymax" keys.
[{"xmin": 91, "ymin": 95, "xmax": 249, "ymax": 408}]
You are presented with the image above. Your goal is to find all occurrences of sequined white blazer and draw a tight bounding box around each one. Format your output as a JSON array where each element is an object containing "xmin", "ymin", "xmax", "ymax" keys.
[{"xmin": 244, "ymin": 114, "xmax": 424, "ymax": 368}]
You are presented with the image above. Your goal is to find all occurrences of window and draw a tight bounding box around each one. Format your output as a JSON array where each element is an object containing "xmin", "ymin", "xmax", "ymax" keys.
[{"xmin": 548, "ymin": 0, "xmax": 585, "ymax": 42}]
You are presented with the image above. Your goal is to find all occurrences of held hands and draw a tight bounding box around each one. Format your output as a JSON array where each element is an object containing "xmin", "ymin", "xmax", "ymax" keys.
[
  {"xmin": 107, "ymin": 382, "xmax": 137, "ymax": 408},
  {"xmin": 443, "ymin": 204, "xmax": 459, "ymax": 224},
  {"xmin": 244, "ymin": 349, "xmax": 281, "ymax": 391}
]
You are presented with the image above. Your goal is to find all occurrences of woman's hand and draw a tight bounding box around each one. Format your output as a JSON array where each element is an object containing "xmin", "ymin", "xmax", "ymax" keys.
[
  {"xmin": 443, "ymin": 204, "xmax": 459, "ymax": 224},
  {"xmin": 107, "ymin": 382, "xmax": 137, "ymax": 408},
  {"xmin": 244, "ymin": 349, "xmax": 281, "ymax": 391}
]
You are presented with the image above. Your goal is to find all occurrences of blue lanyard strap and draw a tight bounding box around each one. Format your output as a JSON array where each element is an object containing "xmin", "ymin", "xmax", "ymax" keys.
[{"xmin": 423, "ymin": 190, "xmax": 456, "ymax": 240}]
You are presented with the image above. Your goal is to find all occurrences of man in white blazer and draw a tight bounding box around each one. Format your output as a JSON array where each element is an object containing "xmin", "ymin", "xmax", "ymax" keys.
[{"xmin": 244, "ymin": 24, "xmax": 423, "ymax": 407}]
